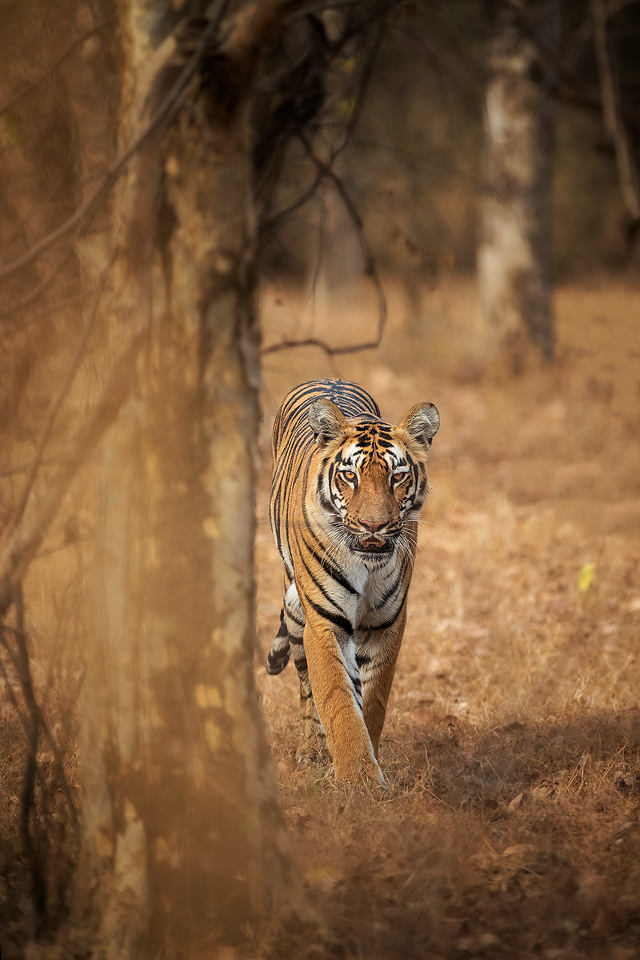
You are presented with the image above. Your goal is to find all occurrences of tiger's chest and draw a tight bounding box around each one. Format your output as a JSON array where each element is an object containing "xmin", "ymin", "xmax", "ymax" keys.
[{"xmin": 348, "ymin": 552, "xmax": 403, "ymax": 630}]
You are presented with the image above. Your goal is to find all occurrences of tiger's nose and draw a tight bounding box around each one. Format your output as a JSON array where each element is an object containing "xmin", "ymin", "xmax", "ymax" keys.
[{"xmin": 360, "ymin": 518, "xmax": 386, "ymax": 533}]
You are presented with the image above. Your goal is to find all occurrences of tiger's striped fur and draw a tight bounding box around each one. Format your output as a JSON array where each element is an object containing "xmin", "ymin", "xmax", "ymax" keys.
[{"xmin": 267, "ymin": 379, "xmax": 439, "ymax": 784}]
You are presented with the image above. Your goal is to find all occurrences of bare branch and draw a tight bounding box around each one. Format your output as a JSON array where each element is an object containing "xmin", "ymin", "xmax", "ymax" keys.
[
  {"xmin": 0, "ymin": 3, "xmax": 248, "ymax": 616},
  {"xmin": 34, "ymin": 536, "xmax": 92, "ymax": 562},
  {"xmin": 262, "ymin": 333, "xmax": 370, "ymax": 358},
  {"xmin": 0, "ymin": 327, "xmax": 143, "ymax": 619},
  {"xmin": 14, "ymin": 587, "xmax": 46, "ymax": 930},
  {"xmin": 261, "ymin": 17, "xmax": 387, "ymax": 358},
  {"xmin": 0, "ymin": 15, "xmax": 117, "ymax": 117},
  {"xmin": 1, "ymin": 613, "xmax": 80, "ymax": 854},
  {"xmin": 225, "ymin": 0, "xmax": 307, "ymax": 70},
  {"xmin": 0, "ymin": 291, "xmax": 89, "ymax": 334},
  {"xmin": 0, "ymin": 8, "xmax": 226, "ymax": 283},
  {"xmin": 261, "ymin": 131, "xmax": 387, "ymax": 358},
  {"xmin": 262, "ymin": 170, "xmax": 323, "ymax": 233},
  {"xmin": 0, "ymin": 638, "xmax": 28, "ymax": 731},
  {"xmin": 12, "ymin": 256, "xmax": 115, "ymax": 532},
  {"xmin": 333, "ymin": 15, "xmax": 385, "ymax": 161},
  {"xmin": 0, "ymin": 249, "xmax": 76, "ymax": 320},
  {"xmin": 0, "ymin": 460, "xmax": 58, "ymax": 479}
]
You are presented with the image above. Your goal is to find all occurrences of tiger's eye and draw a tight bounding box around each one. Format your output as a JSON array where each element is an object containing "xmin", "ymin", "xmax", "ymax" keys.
[{"xmin": 341, "ymin": 470, "xmax": 356, "ymax": 483}]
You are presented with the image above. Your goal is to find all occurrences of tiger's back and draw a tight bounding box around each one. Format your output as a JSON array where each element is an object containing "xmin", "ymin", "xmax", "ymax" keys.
[{"xmin": 270, "ymin": 380, "xmax": 381, "ymax": 579}]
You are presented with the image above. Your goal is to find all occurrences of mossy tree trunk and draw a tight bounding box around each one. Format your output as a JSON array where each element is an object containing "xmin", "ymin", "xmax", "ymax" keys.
[{"xmin": 73, "ymin": 2, "xmax": 300, "ymax": 956}]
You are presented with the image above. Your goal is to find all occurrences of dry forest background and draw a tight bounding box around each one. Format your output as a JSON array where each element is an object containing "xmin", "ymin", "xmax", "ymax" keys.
[{"xmin": 0, "ymin": 0, "xmax": 639, "ymax": 958}]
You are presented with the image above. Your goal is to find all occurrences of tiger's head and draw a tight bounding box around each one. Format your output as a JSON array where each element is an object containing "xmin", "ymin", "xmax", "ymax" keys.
[{"xmin": 308, "ymin": 398, "xmax": 439, "ymax": 556}]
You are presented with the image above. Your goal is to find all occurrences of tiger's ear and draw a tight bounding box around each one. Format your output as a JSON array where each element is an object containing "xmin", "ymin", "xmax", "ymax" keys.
[
  {"xmin": 398, "ymin": 402, "xmax": 440, "ymax": 447},
  {"xmin": 308, "ymin": 399, "xmax": 348, "ymax": 447}
]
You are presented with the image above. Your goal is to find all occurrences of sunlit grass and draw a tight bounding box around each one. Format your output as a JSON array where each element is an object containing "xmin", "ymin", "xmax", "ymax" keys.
[
  {"xmin": 256, "ymin": 276, "xmax": 640, "ymax": 958},
  {"xmin": 1, "ymin": 275, "xmax": 637, "ymax": 955}
]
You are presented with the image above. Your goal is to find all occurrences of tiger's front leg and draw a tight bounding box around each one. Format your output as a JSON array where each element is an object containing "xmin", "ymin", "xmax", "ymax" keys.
[
  {"xmin": 293, "ymin": 651, "xmax": 329, "ymax": 765},
  {"xmin": 276, "ymin": 582, "xmax": 329, "ymax": 763},
  {"xmin": 357, "ymin": 605, "xmax": 407, "ymax": 758},
  {"xmin": 302, "ymin": 611, "xmax": 384, "ymax": 785}
]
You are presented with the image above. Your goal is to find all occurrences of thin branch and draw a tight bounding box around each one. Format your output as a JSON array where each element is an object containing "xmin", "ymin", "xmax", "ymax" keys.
[
  {"xmin": 0, "ymin": 15, "xmax": 117, "ymax": 117},
  {"xmin": 14, "ymin": 586, "xmax": 46, "ymax": 930},
  {"xmin": 0, "ymin": 460, "xmax": 59, "ymax": 479},
  {"xmin": 326, "ymin": 0, "xmax": 405, "ymax": 58},
  {"xmin": 0, "ymin": 248, "xmax": 76, "ymax": 320},
  {"xmin": 262, "ymin": 170, "xmax": 323, "ymax": 232},
  {"xmin": 0, "ymin": 327, "xmax": 144, "ymax": 619},
  {"xmin": 333, "ymin": 14, "xmax": 386, "ymax": 162},
  {"xmin": 262, "ymin": 131, "xmax": 387, "ymax": 358},
  {"xmin": 289, "ymin": 0, "xmax": 362, "ymax": 16},
  {"xmin": 34, "ymin": 535, "xmax": 92, "ymax": 562},
  {"xmin": 0, "ymin": 628, "xmax": 78, "ymax": 835},
  {"xmin": 261, "ymin": 16, "xmax": 387, "ymax": 358},
  {"xmin": 224, "ymin": 0, "xmax": 306, "ymax": 68},
  {"xmin": 262, "ymin": 333, "xmax": 367, "ymax": 358},
  {"xmin": 0, "ymin": 640, "xmax": 29, "ymax": 733},
  {"xmin": 0, "ymin": 4, "xmax": 244, "ymax": 619},
  {"xmin": 0, "ymin": 7, "xmax": 227, "ymax": 284},
  {"xmin": 1, "ymin": 618, "xmax": 81, "ymax": 854},
  {"xmin": 12, "ymin": 255, "xmax": 115, "ymax": 531},
  {"xmin": 0, "ymin": 290, "xmax": 89, "ymax": 333}
]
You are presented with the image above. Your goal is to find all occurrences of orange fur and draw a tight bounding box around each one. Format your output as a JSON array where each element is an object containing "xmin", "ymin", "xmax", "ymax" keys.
[{"xmin": 268, "ymin": 379, "xmax": 438, "ymax": 783}]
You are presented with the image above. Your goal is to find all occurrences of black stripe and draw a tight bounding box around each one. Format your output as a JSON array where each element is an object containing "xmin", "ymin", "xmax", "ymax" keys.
[
  {"xmin": 360, "ymin": 606, "xmax": 404, "ymax": 631},
  {"xmin": 377, "ymin": 571, "xmax": 404, "ymax": 607},
  {"xmin": 273, "ymin": 417, "xmax": 313, "ymax": 477},
  {"xmin": 304, "ymin": 594, "xmax": 353, "ymax": 635},
  {"xmin": 298, "ymin": 524, "xmax": 358, "ymax": 596},
  {"xmin": 294, "ymin": 529, "xmax": 347, "ymax": 615},
  {"xmin": 285, "ymin": 610, "xmax": 305, "ymax": 627},
  {"xmin": 319, "ymin": 492, "xmax": 340, "ymax": 516},
  {"xmin": 280, "ymin": 383, "xmax": 327, "ymax": 420},
  {"xmin": 327, "ymin": 461, "xmax": 335, "ymax": 491},
  {"xmin": 279, "ymin": 380, "xmax": 380, "ymax": 428}
]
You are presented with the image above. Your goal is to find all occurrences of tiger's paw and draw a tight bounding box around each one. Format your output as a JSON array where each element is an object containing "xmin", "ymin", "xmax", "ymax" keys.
[
  {"xmin": 333, "ymin": 752, "xmax": 387, "ymax": 791},
  {"xmin": 296, "ymin": 735, "xmax": 330, "ymax": 766}
]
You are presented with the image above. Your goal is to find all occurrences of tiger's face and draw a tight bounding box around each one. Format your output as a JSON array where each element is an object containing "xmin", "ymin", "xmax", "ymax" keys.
[{"xmin": 309, "ymin": 399, "xmax": 439, "ymax": 555}]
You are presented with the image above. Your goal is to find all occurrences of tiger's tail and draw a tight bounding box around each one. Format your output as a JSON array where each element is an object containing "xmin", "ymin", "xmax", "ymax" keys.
[{"xmin": 266, "ymin": 608, "xmax": 291, "ymax": 675}]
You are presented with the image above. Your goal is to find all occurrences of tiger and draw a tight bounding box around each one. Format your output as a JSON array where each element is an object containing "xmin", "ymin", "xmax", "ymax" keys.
[{"xmin": 267, "ymin": 379, "xmax": 439, "ymax": 785}]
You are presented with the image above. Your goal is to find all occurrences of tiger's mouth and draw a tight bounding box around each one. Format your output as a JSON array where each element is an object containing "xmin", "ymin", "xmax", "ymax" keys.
[{"xmin": 353, "ymin": 536, "xmax": 394, "ymax": 554}]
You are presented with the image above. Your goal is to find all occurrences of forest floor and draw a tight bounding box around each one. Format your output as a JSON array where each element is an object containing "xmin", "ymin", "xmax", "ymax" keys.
[
  {"xmin": 255, "ymin": 276, "xmax": 640, "ymax": 960},
  {"xmin": 0, "ymin": 275, "xmax": 638, "ymax": 959}
]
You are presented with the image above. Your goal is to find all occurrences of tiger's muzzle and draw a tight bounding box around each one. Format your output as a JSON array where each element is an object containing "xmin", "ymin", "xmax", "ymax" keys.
[{"xmin": 345, "ymin": 521, "xmax": 402, "ymax": 554}]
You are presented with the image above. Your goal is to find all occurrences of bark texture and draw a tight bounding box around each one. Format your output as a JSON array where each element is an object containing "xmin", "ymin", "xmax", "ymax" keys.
[
  {"xmin": 477, "ymin": 0, "xmax": 557, "ymax": 368},
  {"xmin": 74, "ymin": 3, "xmax": 298, "ymax": 956}
]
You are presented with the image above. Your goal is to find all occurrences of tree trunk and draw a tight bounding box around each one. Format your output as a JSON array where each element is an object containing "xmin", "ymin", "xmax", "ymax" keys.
[
  {"xmin": 73, "ymin": 3, "xmax": 298, "ymax": 956},
  {"xmin": 477, "ymin": 0, "xmax": 557, "ymax": 369}
]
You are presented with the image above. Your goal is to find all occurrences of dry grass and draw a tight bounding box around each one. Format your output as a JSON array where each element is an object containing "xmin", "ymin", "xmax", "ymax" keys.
[
  {"xmin": 0, "ymin": 275, "xmax": 638, "ymax": 957},
  {"xmin": 256, "ymin": 276, "xmax": 640, "ymax": 959}
]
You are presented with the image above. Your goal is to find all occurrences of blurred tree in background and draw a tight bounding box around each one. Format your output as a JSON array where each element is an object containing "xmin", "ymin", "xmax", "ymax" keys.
[{"xmin": 478, "ymin": 0, "xmax": 558, "ymax": 368}]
